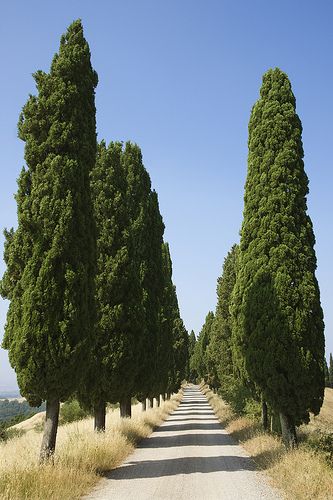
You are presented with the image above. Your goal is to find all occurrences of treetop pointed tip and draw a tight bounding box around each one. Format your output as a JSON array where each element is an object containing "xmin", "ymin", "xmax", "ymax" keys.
[
  {"xmin": 259, "ymin": 67, "xmax": 295, "ymax": 105},
  {"xmin": 60, "ymin": 19, "xmax": 85, "ymax": 48},
  {"xmin": 67, "ymin": 18, "xmax": 83, "ymax": 33}
]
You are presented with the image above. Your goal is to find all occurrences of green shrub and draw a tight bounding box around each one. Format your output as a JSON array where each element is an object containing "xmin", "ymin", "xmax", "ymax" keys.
[
  {"xmin": 0, "ymin": 423, "xmax": 25, "ymax": 442},
  {"xmin": 218, "ymin": 376, "xmax": 256, "ymax": 416},
  {"xmin": 59, "ymin": 399, "xmax": 90, "ymax": 425}
]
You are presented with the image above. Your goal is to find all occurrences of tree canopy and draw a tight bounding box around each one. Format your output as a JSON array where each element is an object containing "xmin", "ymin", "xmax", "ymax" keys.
[{"xmin": 231, "ymin": 68, "xmax": 325, "ymax": 446}]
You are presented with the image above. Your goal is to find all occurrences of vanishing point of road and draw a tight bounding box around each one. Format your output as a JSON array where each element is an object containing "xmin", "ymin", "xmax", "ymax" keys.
[{"xmin": 85, "ymin": 386, "xmax": 281, "ymax": 499}]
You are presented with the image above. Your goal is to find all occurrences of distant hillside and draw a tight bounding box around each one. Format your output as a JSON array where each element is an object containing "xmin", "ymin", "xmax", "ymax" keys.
[
  {"xmin": 0, "ymin": 398, "xmax": 45, "ymax": 423},
  {"xmin": 0, "ymin": 391, "xmax": 20, "ymax": 399}
]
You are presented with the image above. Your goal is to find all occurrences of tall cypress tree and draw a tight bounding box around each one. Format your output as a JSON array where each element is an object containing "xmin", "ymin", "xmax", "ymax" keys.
[
  {"xmin": 191, "ymin": 312, "xmax": 214, "ymax": 381},
  {"xmin": 135, "ymin": 189, "xmax": 165, "ymax": 404},
  {"xmin": 161, "ymin": 243, "xmax": 189, "ymax": 394},
  {"xmin": 232, "ymin": 68, "xmax": 325, "ymax": 448},
  {"xmin": 79, "ymin": 141, "xmax": 145, "ymax": 429},
  {"xmin": 155, "ymin": 242, "xmax": 177, "ymax": 401},
  {"xmin": 171, "ymin": 317, "xmax": 189, "ymax": 391},
  {"xmin": 1, "ymin": 20, "xmax": 97, "ymax": 460},
  {"xmin": 206, "ymin": 245, "xmax": 238, "ymax": 390},
  {"xmin": 188, "ymin": 330, "xmax": 197, "ymax": 382}
]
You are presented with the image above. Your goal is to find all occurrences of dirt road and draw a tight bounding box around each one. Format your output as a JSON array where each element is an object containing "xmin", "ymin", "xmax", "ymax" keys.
[{"xmin": 85, "ymin": 386, "xmax": 281, "ymax": 499}]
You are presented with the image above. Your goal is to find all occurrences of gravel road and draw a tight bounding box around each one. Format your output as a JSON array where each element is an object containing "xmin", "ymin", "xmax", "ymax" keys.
[{"xmin": 85, "ymin": 386, "xmax": 281, "ymax": 500}]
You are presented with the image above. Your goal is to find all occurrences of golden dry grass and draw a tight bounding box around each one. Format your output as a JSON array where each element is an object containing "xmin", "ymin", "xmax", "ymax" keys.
[
  {"xmin": 0, "ymin": 394, "xmax": 181, "ymax": 500},
  {"xmin": 202, "ymin": 385, "xmax": 333, "ymax": 500},
  {"xmin": 303, "ymin": 387, "xmax": 333, "ymax": 434},
  {"xmin": 10, "ymin": 410, "xmax": 46, "ymax": 432}
]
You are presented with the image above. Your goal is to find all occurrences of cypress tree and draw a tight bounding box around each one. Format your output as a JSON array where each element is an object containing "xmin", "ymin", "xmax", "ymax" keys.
[
  {"xmin": 156, "ymin": 243, "xmax": 177, "ymax": 399},
  {"xmin": 79, "ymin": 141, "xmax": 146, "ymax": 429},
  {"xmin": 232, "ymin": 68, "xmax": 325, "ymax": 448},
  {"xmin": 188, "ymin": 330, "xmax": 196, "ymax": 359},
  {"xmin": 81, "ymin": 141, "xmax": 160, "ymax": 423},
  {"xmin": 206, "ymin": 245, "xmax": 238, "ymax": 390},
  {"xmin": 1, "ymin": 20, "xmax": 97, "ymax": 459},
  {"xmin": 171, "ymin": 317, "xmax": 189, "ymax": 390},
  {"xmin": 135, "ymin": 189, "xmax": 165, "ymax": 403},
  {"xmin": 161, "ymin": 243, "xmax": 189, "ymax": 394},
  {"xmin": 188, "ymin": 330, "xmax": 197, "ymax": 382},
  {"xmin": 191, "ymin": 312, "xmax": 214, "ymax": 381}
]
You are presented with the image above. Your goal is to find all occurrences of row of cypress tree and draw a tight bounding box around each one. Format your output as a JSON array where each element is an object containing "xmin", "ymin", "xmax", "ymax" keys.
[
  {"xmin": 191, "ymin": 68, "xmax": 326, "ymax": 449},
  {"xmin": 0, "ymin": 20, "xmax": 188, "ymax": 462}
]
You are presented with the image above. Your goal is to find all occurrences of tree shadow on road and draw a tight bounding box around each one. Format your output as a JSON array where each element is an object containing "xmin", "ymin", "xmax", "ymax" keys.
[
  {"xmin": 137, "ymin": 432, "xmax": 236, "ymax": 448},
  {"xmin": 103, "ymin": 455, "xmax": 256, "ymax": 481},
  {"xmin": 159, "ymin": 422, "xmax": 221, "ymax": 432},
  {"xmin": 167, "ymin": 417, "xmax": 217, "ymax": 422},
  {"xmin": 174, "ymin": 411, "xmax": 214, "ymax": 416}
]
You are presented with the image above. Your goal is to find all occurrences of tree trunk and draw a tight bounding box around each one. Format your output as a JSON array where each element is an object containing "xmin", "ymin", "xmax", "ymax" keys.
[
  {"xmin": 162, "ymin": 393, "xmax": 166, "ymax": 402},
  {"xmin": 261, "ymin": 399, "xmax": 268, "ymax": 431},
  {"xmin": 279, "ymin": 412, "xmax": 297, "ymax": 449},
  {"xmin": 141, "ymin": 399, "xmax": 147, "ymax": 411},
  {"xmin": 120, "ymin": 397, "xmax": 132, "ymax": 418},
  {"xmin": 271, "ymin": 412, "xmax": 281, "ymax": 434},
  {"xmin": 94, "ymin": 401, "xmax": 106, "ymax": 431},
  {"xmin": 166, "ymin": 392, "xmax": 171, "ymax": 400},
  {"xmin": 40, "ymin": 398, "xmax": 60, "ymax": 463},
  {"xmin": 156, "ymin": 395, "xmax": 160, "ymax": 407},
  {"xmin": 126, "ymin": 397, "xmax": 132, "ymax": 417},
  {"xmin": 148, "ymin": 397, "xmax": 154, "ymax": 409}
]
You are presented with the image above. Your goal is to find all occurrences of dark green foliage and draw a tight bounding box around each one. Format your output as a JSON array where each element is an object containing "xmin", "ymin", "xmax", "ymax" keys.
[
  {"xmin": 171, "ymin": 317, "xmax": 189, "ymax": 390},
  {"xmin": 232, "ymin": 68, "xmax": 325, "ymax": 428},
  {"xmin": 82, "ymin": 140, "xmax": 168, "ymax": 411},
  {"xmin": 1, "ymin": 20, "xmax": 97, "ymax": 406},
  {"xmin": 188, "ymin": 330, "xmax": 197, "ymax": 382},
  {"xmin": 156, "ymin": 243, "xmax": 178, "ymax": 395},
  {"xmin": 59, "ymin": 399, "xmax": 90, "ymax": 424},
  {"xmin": 161, "ymin": 243, "xmax": 189, "ymax": 393},
  {"xmin": 122, "ymin": 145, "xmax": 165, "ymax": 400},
  {"xmin": 202, "ymin": 244, "xmax": 257, "ymax": 414},
  {"xmin": 206, "ymin": 245, "xmax": 238, "ymax": 390},
  {"xmin": 0, "ymin": 399, "xmax": 45, "ymax": 422},
  {"xmin": 137, "ymin": 190, "xmax": 165, "ymax": 398},
  {"xmin": 190, "ymin": 312, "xmax": 214, "ymax": 381},
  {"xmin": 324, "ymin": 358, "xmax": 330, "ymax": 387},
  {"xmin": 81, "ymin": 141, "xmax": 144, "ymax": 408},
  {"xmin": 188, "ymin": 330, "xmax": 196, "ymax": 359}
]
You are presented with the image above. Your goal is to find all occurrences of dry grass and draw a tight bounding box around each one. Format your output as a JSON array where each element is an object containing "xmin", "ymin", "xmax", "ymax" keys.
[
  {"xmin": 0, "ymin": 394, "xmax": 181, "ymax": 500},
  {"xmin": 300, "ymin": 387, "xmax": 333, "ymax": 436},
  {"xmin": 202, "ymin": 385, "xmax": 333, "ymax": 500}
]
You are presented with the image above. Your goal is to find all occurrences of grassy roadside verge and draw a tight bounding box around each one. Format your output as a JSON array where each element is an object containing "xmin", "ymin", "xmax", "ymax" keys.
[
  {"xmin": 0, "ymin": 393, "xmax": 181, "ymax": 500},
  {"xmin": 201, "ymin": 385, "xmax": 333, "ymax": 500}
]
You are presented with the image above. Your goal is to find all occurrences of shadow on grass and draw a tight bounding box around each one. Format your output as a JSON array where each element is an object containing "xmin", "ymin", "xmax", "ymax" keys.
[{"xmin": 252, "ymin": 447, "xmax": 285, "ymax": 470}]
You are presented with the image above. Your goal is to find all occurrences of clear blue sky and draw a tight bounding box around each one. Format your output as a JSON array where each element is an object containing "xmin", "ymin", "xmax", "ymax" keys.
[{"xmin": 0, "ymin": 1, "xmax": 332, "ymax": 390}]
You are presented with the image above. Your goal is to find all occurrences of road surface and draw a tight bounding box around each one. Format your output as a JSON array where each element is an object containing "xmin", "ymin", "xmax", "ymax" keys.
[{"xmin": 85, "ymin": 386, "xmax": 281, "ymax": 499}]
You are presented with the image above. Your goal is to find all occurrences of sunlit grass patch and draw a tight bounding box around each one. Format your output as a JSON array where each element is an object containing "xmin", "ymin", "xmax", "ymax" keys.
[
  {"xmin": 203, "ymin": 385, "xmax": 333, "ymax": 500},
  {"xmin": 0, "ymin": 393, "xmax": 181, "ymax": 499}
]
